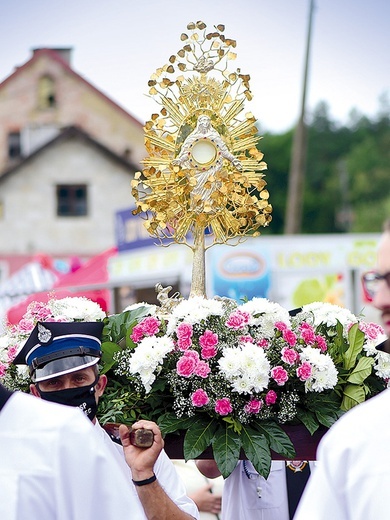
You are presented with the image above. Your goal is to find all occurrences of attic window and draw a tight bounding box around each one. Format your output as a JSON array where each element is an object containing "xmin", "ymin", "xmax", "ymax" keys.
[
  {"xmin": 8, "ymin": 132, "xmax": 21, "ymax": 159},
  {"xmin": 38, "ymin": 75, "xmax": 56, "ymax": 109},
  {"xmin": 57, "ymin": 185, "xmax": 88, "ymax": 217}
]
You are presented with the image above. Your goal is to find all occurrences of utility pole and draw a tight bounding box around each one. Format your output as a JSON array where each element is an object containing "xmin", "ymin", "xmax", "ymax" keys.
[{"xmin": 284, "ymin": 0, "xmax": 315, "ymax": 234}]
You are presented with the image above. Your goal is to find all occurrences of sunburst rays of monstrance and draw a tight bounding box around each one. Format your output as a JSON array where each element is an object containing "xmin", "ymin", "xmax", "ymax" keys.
[{"xmin": 131, "ymin": 21, "xmax": 272, "ymax": 298}]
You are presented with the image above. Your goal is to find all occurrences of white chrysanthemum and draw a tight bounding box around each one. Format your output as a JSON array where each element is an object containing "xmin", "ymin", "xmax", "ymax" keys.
[
  {"xmin": 122, "ymin": 302, "xmax": 156, "ymax": 314},
  {"xmin": 363, "ymin": 332, "xmax": 387, "ymax": 355},
  {"xmin": 300, "ymin": 302, "xmax": 357, "ymax": 331},
  {"xmin": 374, "ymin": 352, "xmax": 390, "ymax": 380},
  {"xmin": 219, "ymin": 343, "xmax": 270, "ymax": 394},
  {"xmin": 128, "ymin": 336, "xmax": 174, "ymax": 392},
  {"xmin": 48, "ymin": 297, "xmax": 106, "ymax": 321},
  {"xmin": 299, "ymin": 346, "xmax": 338, "ymax": 392},
  {"xmin": 167, "ymin": 296, "xmax": 225, "ymax": 334},
  {"xmin": 0, "ymin": 335, "xmax": 9, "ymax": 361},
  {"xmin": 240, "ymin": 298, "xmax": 291, "ymax": 338}
]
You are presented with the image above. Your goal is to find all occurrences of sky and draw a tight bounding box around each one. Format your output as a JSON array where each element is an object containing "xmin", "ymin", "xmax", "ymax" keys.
[{"xmin": 1, "ymin": 0, "xmax": 389, "ymax": 133}]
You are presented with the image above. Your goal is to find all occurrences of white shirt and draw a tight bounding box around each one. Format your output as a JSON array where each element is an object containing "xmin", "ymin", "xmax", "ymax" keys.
[
  {"xmin": 0, "ymin": 392, "xmax": 156, "ymax": 519},
  {"xmin": 295, "ymin": 387, "xmax": 390, "ymax": 520},
  {"xmin": 222, "ymin": 460, "xmax": 290, "ymax": 520},
  {"xmin": 94, "ymin": 421, "xmax": 199, "ymax": 519}
]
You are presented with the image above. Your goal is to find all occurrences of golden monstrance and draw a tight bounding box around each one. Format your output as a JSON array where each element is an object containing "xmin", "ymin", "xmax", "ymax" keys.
[{"xmin": 131, "ymin": 21, "xmax": 272, "ymax": 298}]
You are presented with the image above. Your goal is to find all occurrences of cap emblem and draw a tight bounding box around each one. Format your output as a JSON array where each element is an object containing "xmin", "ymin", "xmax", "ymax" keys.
[{"xmin": 37, "ymin": 323, "xmax": 52, "ymax": 344}]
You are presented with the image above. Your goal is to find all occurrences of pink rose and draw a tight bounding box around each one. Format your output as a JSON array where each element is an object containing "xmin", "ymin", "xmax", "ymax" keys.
[
  {"xmin": 194, "ymin": 360, "xmax": 211, "ymax": 378},
  {"xmin": 281, "ymin": 346, "xmax": 299, "ymax": 365},
  {"xmin": 226, "ymin": 310, "xmax": 250, "ymax": 330},
  {"xmin": 215, "ymin": 398, "xmax": 233, "ymax": 416},
  {"xmin": 199, "ymin": 330, "xmax": 218, "ymax": 348},
  {"xmin": 297, "ymin": 362, "xmax": 312, "ymax": 381},
  {"xmin": 265, "ymin": 390, "xmax": 277, "ymax": 406},
  {"xmin": 244, "ymin": 399, "xmax": 263, "ymax": 414},
  {"xmin": 176, "ymin": 355, "xmax": 197, "ymax": 377},
  {"xmin": 17, "ymin": 318, "xmax": 35, "ymax": 334},
  {"xmin": 271, "ymin": 366, "xmax": 289, "ymax": 386},
  {"xmin": 191, "ymin": 388, "xmax": 209, "ymax": 407}
]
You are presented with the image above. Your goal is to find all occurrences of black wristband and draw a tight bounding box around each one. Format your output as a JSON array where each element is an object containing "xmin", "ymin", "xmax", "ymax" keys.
[{"xmin": 132, "ymin": 474, "xmax": 157, "ymax": 487}]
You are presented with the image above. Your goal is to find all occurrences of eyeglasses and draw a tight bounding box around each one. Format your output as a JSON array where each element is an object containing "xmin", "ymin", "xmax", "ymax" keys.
[{"xmin": 361, "ymin": 271, "xmax": 390, "ymax": 300}]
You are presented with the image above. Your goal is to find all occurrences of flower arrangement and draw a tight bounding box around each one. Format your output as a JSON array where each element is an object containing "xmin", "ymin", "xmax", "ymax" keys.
[
  {"xmin": 99, "ymin": 296, "xmax": 389, "ymax": 478},
  {"xmin": 0, "ymin": 296, "xmax": 106, "ymax": 390},
  {"xmin": 1, "ymin": 294, "xmax": 388, "ymax": 478}
]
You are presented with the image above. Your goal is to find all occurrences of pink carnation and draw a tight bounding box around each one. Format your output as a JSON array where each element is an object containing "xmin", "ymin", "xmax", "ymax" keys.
[
  {"xmin": 194, "ymin": 361, "xmax": 211, "ymax": 378},
  {"xmin": 281, "ymin": 346, "xmax": 299, "ymax": 365},
  {"xmin": 131, "ymin": 324, "xmax": 144, "ymax": 343},
  {"xmin": 201, "ymin": 345, "xmax": 217, "ymax": 360},
  {"xmin": 359, "ymin": 321, "xmax": 385, "ymax": 340},
  {"xmin": 244, "ymin": 399, "xmax": 263, "ymax": 414},
  {"xmin": 226, "ymin": 310, "xmax": 250, "ymax": 330},
  {"xmin": 271, "ymin": 366, "xmax": 289, "ymax": 386},
  {"xmin": 265, "ymin": 390, "xmax": 277, "ymax": 406},
  {"xmin": 7, "ymin": 345, "xmax": 19, "ymax": 362},
  {"xmin": 17, "ymin": 318, "xmax": 36, "ymax": 334},
  {"xmin": 177, "ymin": 322, "xmax": 193, "ymax": 340},
  {"xmin": 283, "ymin": 329, "xmax": 297, "ymax": 346},
  {"xmin": 215, "ymin": 398, "xmax": 233, "ymax": 416},
  {"xmin": 183, "ymin": 350, "xmax": 200, "ymax": 362},
  {"xmin": 140, "ymin": 316, "xmax": 160, "ymax": 336},
  {"xmin": 0, "ymin": 362, "xmax": 7, "ymax": 377},
  {"xmin": 199, "ymin": 330, "xmax": 218, "ymax": 348},
  {"xmin": 257, "ymin": 338, "xmax": 269, "ymax": 348},
  {"xmin": 297, "ymin": 362, "xmax": 312, "ymax": 381},
  {"xmin": 191, "ymin": 388, "xmax": 209, "ymax": 407},
  {"xmin": 275, "ymin": 321, "xmax": 288, "ymax": 331},
  {"xmin": 177, "ymin": 336, "xmax": 192, "ymax": 351},
  {"xmin": 26, "ymin": 301, "xmax": 52, "ymax": 321},
  {"xmin": 300, "ymin": 322, "xmax": 316, "ymax": 344},
  {"xmin": 239, "ymin": 335, "xmax": 254, "ymax": 343},
  {"xmin": 176, "ymin": 355, "xmax": 197, "ymax": 377},
  {"xmin": 315, "ymin": 335, "xmax": 327, "ymax": 352}
]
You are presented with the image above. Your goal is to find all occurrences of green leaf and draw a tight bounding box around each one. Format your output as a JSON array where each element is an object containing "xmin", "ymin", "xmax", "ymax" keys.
[
  {"xmin": 343, "ymin": 324, "xmax": 365, "ymax": 370},
  {"xmin": 347, "ymin": 356, "xmax": 374, "ymax": 384},
  {"xmin": 100, "ymin": 341, "xmax": 122, "ymax": 373},
  {"xmin": 212, "ymin": 423, "xmax": 241, "ymax": 478},
  {"xmin": 315, "ymin": 410, "xmax": 340, "ymax": 428},
  {"xmin": 253, "ymin": 420, "xmax": 296, "ymax": 459},
  {"xmin": 297, "ymin": 410, "xmax": 319, "ymax": 435},
  {"xmin": 183, "ymin": 418, "xmax": 218, "ymax": 460},
  {"xmin": 158, "ymin": 412, "xmax": 195, "ymax": 435},
  {"xmin": 341, "ymin": 383, "xmax": 366, "ymax": 411},
  {"xmin": 240, "ymin": 425, "xmax": 272, "ymax": 479}
]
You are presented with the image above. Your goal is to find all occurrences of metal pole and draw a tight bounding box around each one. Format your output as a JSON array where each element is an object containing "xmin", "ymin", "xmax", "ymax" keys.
[{"xmin": 284, "ymin": 0, "xmax": 315, "ymax": 234}]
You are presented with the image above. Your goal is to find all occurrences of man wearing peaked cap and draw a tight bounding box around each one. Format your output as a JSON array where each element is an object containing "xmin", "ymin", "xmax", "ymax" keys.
[{"xmin": 13, "ymin": 319, "xmax": 198, "ymax": 520}]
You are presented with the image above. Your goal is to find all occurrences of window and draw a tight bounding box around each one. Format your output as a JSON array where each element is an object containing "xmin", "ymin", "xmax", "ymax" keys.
[
  {"xmin": 8, "ymin": 132, "xmax": 21, "ymax": 159},
  {"xmin": 56, "ymin": 185, "xmax": 88, "ymax": 216},
  {"xmin": 38, "ymin": 76, "xmax": 56, "ymax": 109}
]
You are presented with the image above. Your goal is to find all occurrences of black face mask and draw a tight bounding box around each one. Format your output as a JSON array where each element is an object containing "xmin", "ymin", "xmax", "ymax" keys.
[{"xmin": 36, "ymin": 376, "xmax": 99, "ymax": 421}]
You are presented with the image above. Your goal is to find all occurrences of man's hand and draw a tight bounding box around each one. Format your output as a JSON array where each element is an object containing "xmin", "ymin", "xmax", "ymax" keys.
[{"xmin": 119, "ymin": 420, "xmax": 164, "ymax": 480}]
